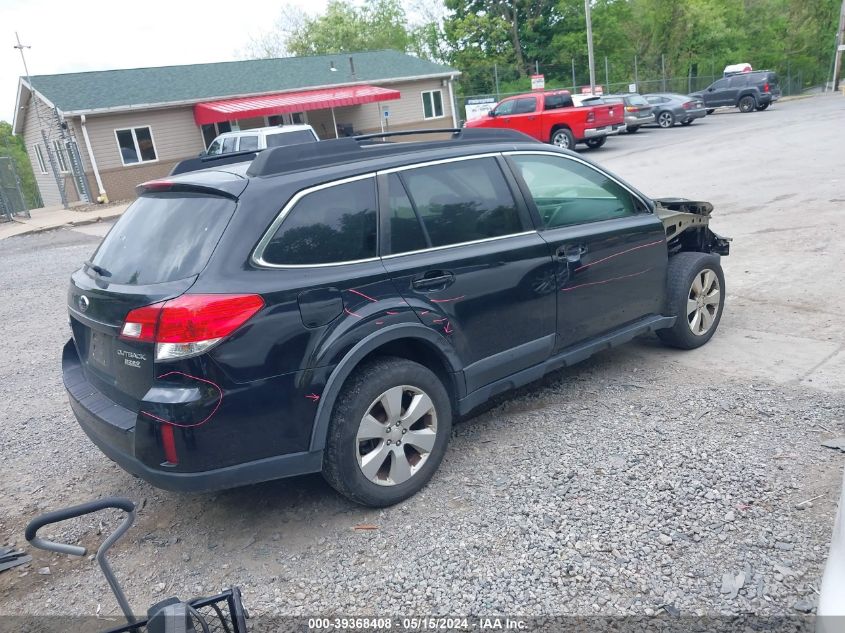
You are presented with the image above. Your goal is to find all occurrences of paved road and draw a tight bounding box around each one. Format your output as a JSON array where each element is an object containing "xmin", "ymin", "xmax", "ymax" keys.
[{"xmin": 0, "ymin": 95, "xmax": 843, "ymax": 621}]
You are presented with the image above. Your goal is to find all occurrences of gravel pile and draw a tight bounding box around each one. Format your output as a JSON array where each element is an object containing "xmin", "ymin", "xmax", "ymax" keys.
[{"xmin": 0, "ymin": 228, "xmax": 842, "ymax": 621}]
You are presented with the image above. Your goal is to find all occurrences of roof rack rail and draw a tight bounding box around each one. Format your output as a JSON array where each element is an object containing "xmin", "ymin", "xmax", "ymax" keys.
[
  {"xmin": 170, "ymin": 149, "xmax": 261, "ymax": 176},
  {"xmin": 246, "ymin": 127, "xmax": 536, "ymax": 178}
]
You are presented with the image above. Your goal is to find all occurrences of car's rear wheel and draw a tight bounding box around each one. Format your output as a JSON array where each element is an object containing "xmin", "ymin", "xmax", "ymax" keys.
[
  {"xmin": 738, "ymin": 95, "xmax": 756, "ymax": 112},
  {"xmin": 657, "ymin": 252, "xmax": 726, "ymax": 350},
  {"xmin": 627, "ymin": 126, "xmax": 640, "ymax": 134},
  {"xmin": 584, "ymin": 136, "xmax": 607, "ymax": 149},
  {"xmin": 757, "ymin": 103, "xmax": 770, "ymax": 111},
  {"xmin": 706, "ymin": 109, "xmax": 715, "ymax": 115},
  {"xmin": 323, "ymin": 357, "xmax": 451, "ymax": 507},
  {"xmin": 657, "ymin": 111, "xmax": 675, "ymax": 128},
  {"xmin": 550, "ymin": 127, "xmax": 575, "ymax": 150}
]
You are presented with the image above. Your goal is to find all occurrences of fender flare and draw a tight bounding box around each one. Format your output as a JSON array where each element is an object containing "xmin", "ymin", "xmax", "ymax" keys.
[{"xmin": 308, "ymin": 323, "xmax": 464, "ymax": 452}]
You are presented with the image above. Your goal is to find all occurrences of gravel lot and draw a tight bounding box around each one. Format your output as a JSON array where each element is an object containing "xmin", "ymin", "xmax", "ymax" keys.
[{"xmin": 1, "ymin": 95, "xmax": 843, "ymax": 624}]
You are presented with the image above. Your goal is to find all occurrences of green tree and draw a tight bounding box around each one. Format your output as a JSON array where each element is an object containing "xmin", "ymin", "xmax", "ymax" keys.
[{"xmin": 0, "ymin": 121, "xmax": 40, "ymax": 210}]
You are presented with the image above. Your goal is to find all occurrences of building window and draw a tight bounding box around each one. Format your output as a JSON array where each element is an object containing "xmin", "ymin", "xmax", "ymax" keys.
[
  {"xmin": 201, "ymin": 121, "xmax": 232, "ymax": 149},
  {"xmin": 52, "ymin": 140, "xmax": 69, "ymax": 173},
  {"xmin": 115, "ymin": 126, "xmax": 157, "ymax": 166},
  {"xmin": 33, "ymin": 143, "xmax": 47, "ymax": 174},
  {"xmin": 421, "ymin": 90, "xmax": 444, "ymax": 119}
]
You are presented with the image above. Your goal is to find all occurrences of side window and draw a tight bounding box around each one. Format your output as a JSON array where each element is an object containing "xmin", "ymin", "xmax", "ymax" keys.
[
  {"xmin": 511, "ymin": 97, "xmax": 537, "ymax": 114},
  {"xmin": 206, "ymin": 139, "xmax": 223, "ymax": 155},
  {"xmin": 711, "ymin": 78, "xmax": 728, "ymax": 90},
  {"xmin": 510, "ymin": 154, "xmax": 639, "ymax": 228},
  {"xmin": 400, "ymin": 157, "xmax": 523, "ymax": 248},
  {"xmin": 222, "ymin": 136, "xmax": 237, "ymax": 153},
  {"xmin": 238, "ymin": 135, "xmax": 259, "ymax": 151},
  {"xmin": 386, "ymin": 174, "xmax": 427, "ymax": 254},
  {"xmin": 492, "ymin": 100, "xmax": 515, "ymax": 116},
  {"xmin": 728, "ymin": 75, "xmax": 747, "ymax": 87},
  {"xmin": 261, "ymin": 178, "xmax": 377, "ymax": 265}
]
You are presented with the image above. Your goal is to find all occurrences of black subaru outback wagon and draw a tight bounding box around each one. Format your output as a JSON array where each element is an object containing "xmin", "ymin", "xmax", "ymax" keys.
[{"xmin": 64, "ymin": 129, "xmax": 729, "ymax": 507}]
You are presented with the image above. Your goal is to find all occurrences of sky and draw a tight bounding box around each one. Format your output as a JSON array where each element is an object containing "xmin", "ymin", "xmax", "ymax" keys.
[{"xmin": 1, "ymin": 0, "xmax": 328, "ymax": 123}]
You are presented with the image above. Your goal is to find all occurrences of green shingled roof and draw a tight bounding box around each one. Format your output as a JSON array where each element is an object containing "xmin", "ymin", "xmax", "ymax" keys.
[{"xmin": 27, "ymin": 50, "xmax": 457, "ymax": 113}]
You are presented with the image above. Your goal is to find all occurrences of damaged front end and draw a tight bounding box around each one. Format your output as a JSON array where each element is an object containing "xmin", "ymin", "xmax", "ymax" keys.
[{"xmin": 653, "ymin": 198, "xmax": 731, "ymax": 257}]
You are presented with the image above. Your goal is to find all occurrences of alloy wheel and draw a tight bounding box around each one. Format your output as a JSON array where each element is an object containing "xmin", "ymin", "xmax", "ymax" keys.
[
  {"xmin": 687, "ymin": 269, "xmax": 721, "ymax": 336},
  {"xmin": 658, "ymin": 112, "xmax": 673, "ymax": 128},
  {"xmin": 552, "ymin": 131, "xmax": 571, "ymax": 149},
  {"xmin": 356, "ymin": 385, "xmax": 438, "ymax": 486}
]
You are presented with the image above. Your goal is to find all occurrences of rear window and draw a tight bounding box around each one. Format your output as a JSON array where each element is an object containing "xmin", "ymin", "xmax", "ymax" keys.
[
  {"xmin": 627, "ymin": 95, "xmax": 649, "ymax": 106},
  {"xmin": 265, "ymin": 130, "xmax": 317, "ymax": 148},
  {"xmin": 89, "ymin": 193, "xmax": 235, "ymax": 285}
]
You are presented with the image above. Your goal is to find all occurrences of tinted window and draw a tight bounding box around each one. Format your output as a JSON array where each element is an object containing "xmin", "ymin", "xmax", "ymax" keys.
[
  {"xmin": 386, "ymin": 174, "xmax": 427, "ymax": 254},
  {"xmin": 544, "ymin": 93, "xmax": 573, "ymax": 109},
  {"xmin": 627, "ymin": 95, "xmax": 649, "ymax": 106},
  {"xmin": 265, "ymin": 130, "xmax": 318, "ymax": 147},
  {"xmin": 222, "ymin": 136, "xmax": 237, "ymax": 153},
  {"xmin": 602, "ymin": 97, "xmax": 624, "ymax": 105},
  {"xmin": 400, "ymin": 158, "xmax": 522, "ymax": 248},
  {"xmin": 90, "ymin": 193, "xmax": 235, "ymax": 285},
  {"xmin": 511, "ymin": 154, "xmax": 638, "ymax": 228},
  {"xmin": 728, "ymin": 75, "xmax": 747, "ymax": 87},
  {"xmin": 262, "ymin": 178, "xmax": 377, "ymax": 265},
  {"xmin": 238, "ymin": 135, "xmax": 259, "ymax": 151},
  {"xmin": 511, "ymin": 97, "xmax": 537, "ymax": 114},
  {"xmin": 711, "ymin": 79, "xmax": 728, "ymax": 90}
]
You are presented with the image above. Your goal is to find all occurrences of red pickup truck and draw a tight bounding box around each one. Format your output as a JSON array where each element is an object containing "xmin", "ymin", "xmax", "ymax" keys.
[{"xmin": 464, "ymin": 90, "xmax": 625, "ymax": 150}]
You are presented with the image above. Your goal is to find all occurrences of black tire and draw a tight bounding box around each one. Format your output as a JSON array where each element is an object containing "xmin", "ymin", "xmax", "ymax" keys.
[
  {"xmin": 738, "ymin": 95, "xmax": 756, "ymax": 113},
  {"xmin": 657, "ymin": 252, "xmax": 726, "ymax": 350},
  {"xmin": 627, "ymin": 126, "xmax": 640, "ymax": 134},
  {"xmin": 322, "ymin": 357, "xmax": 452, "ymax": 507},
  {"xmin": 681, "ymin": 120, "xmax": 693, "ymax": 126},
  {"xmin": 706, "ymin": 109, "xmax": 715, "ymax": 115},
  {"xmin": 657, "ymin": 111, "xmax": 675, "ymax": 128},
  {"xmin": 756, "ymin": 103, "xmax": 769, "ymax": 111},
  {"xmin": 550, "ymin": 127, "xmax": 575, "ymax": 150},
  {"xmin": 584, "ymin": 136, "xmax": 607, "ymax": 149}
]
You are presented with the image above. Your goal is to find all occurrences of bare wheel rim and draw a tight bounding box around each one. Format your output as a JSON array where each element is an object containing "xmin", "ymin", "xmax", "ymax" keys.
[
  {"xmin": 552, "ymin": 131, "xmax": 570, "ymax": 149},
  {"xmin": 658, "ymin": 112, "xmax": 673, "ymax": 127},
  {"xmin": 356, "ymin": 385, "xmax": 438, "ymax": 487},
  {"xmin": 687, "ymin": 268, "xmax": 721, "ymax": 336}
]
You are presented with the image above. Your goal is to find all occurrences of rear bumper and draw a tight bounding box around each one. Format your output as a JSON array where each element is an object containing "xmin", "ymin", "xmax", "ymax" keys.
[
  {"xmin": 683, "ymin": 109, "xmax": 707, "ymax": 121},
  {"xmin": 625, "ymin": 113, "xmax": 655, "ymax": 126},
  {"xmin": 63, "ymin": 340, "xmax": 323, "ymax": 492},
  {"xmin": 583, "ymin": 123, "xmax": 625, "ymax": 139}
]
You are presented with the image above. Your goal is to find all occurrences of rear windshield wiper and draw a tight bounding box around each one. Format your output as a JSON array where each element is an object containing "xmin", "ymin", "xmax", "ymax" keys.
[{"xmin": 84, "ymin": 260, "xmax": 112, "ymax": 277}]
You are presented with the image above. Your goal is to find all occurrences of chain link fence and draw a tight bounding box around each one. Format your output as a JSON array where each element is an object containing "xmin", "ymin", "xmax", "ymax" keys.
[{"xmin": 456, "ymin": 56, "xmax": 822, "ymax": 122}]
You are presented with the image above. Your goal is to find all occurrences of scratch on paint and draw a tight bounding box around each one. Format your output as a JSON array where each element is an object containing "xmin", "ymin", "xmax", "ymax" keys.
[
  {"xmin": 385, "ymin": 310, "xmax": 399, "ymax": 315},
  {"xmin": 443, "ymin": 320, "xmax": 453, "ymax": 334},
  {"xmin": 376, "ymin": 320, "xmax": 385, "ymax": 325},
  {"xmin": 420, "ymin": 310, "xmax": 430, "ymax": 316},
  {"xmin": 305, "ymin": 393, "xmax": 321, "ymax": 402},
  {"xmin": 433, "ymin": 317, "xmax": 448, "ymax": 323},
  {"xmin": 140, "ymin": 371, "xmax": 223, "ymax": 428},
  {"xmin": 561, "ymin": 268, "xmax": 653, "ymax": 293},
  {"xmin": 430, "ymin": 296, "xmax": 465, "ymax": 303},
  {"xmin": 344, "ymin": 306, "xmax": 363, "ymax": 318},
  {"xmin": 348, "ymin": 288, "xmax": 377, "ymax": 302},
  {"xmin": 574, "ymin": 239, "xmax": 663, "ymax": 273}
]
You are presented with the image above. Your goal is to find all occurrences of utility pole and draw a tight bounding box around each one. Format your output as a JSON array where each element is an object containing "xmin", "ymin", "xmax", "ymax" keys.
[
  {"xmin": 833, "ymin": 0, "xmax": 845, "ymax": 91},
  {"xmin": 584, "ymin": 0, "xmax": 596, "ymax": 93},
  {"xmin": 14, "ymin": 32, "xmax": 67, "ymax": 208}
]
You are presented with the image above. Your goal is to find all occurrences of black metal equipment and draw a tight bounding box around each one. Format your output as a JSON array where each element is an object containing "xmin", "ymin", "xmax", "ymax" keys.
[{"xmin": 25, "ymin": 498, "xmax": 248, "ymax": 633}]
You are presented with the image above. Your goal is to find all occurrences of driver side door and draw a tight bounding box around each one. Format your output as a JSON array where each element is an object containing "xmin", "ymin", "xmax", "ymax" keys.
[{"xmin": 505, "ymin": 151, "xmax": 667, "ymax": 352}]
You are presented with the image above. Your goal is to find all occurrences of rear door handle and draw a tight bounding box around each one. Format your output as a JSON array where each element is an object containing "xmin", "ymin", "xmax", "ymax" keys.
[{"xmin": 412, "ymin": 271, "xmax": 455, "ymax": 291}]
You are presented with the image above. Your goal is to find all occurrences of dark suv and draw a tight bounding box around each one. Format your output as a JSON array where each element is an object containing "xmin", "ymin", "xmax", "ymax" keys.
[
  {"xmin": 64, "ymin": 129, "xmax": 730, "ymax": 507},
  {"xmin": 691, "ymin": 70, "xmax": 781, "ymax": 113}
]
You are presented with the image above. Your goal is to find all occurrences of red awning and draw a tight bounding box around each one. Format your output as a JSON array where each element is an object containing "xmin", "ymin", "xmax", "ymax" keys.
[{"xmin": 194, "ymin": 85, "xmax": 401, "ymax": 126}]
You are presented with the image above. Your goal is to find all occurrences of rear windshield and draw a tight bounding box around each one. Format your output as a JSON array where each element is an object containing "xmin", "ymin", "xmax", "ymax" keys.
[
  {"xmin": 627, "ymin": 95, "xmax": 649, "ymax": 106},
  {"xmin": 89, "ymin": 193, "xmax": 235, "ymax": 285},
  {"xmin": 265, "ymin": 130, "xmax": 317, "ymax": 147}
]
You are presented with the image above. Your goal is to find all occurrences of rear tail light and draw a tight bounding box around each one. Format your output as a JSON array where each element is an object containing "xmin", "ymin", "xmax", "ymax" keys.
[
  {"xmin": 586, "ymin": 110, "xmax": 596, "ymax": 123},
  {"xmin": 121, "ymin": 294, "xmax": 264, "ymax": 361},
  {"xmin": 682, "ymin": 101, "xmax": 693, "ymax": 110},
  {"xmin": 625, "ymin": 106, "xmax": 638, "ymax": 112},
  {"xmin": 763, "ymin": 83, "xmax": 770, "ymax": 92}
]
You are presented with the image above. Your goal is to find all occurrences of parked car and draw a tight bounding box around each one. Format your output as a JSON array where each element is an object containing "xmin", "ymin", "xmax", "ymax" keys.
[
  {"xmin": 643, "ymin": 93, "xmax": 707, "ymax": 128},
  {"xmin": 465, "ymin": 90, "xmax": 625, "ymax": 150},
  {"xmin": 64, "ymin": 128, "xmax": 729, "ymax": 507},
  {"xmin": 599, "ymin": 94, "xmax": 655, "ymax": 133},
  {"xmin": 205, "ymin": 124, "xmax": 319, "ymax": 155},
  {"xmin": 690, "ymin": 71, "xmax": 781, "ymax": 113}
]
